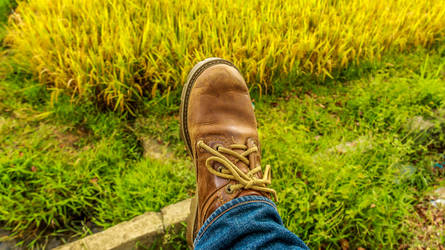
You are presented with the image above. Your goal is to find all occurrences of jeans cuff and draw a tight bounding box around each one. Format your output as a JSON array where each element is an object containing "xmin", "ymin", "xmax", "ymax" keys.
[{"xmin": 194, "ymin": 195, "xmax": 277, "ymax": 246}]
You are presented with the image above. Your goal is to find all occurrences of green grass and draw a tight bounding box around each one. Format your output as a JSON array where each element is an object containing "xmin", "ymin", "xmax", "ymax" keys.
[
  {"xmin": 0, "ymin": 0, "xmax": 15, "ymax": 22},
  {"xmin": 257, "ymin": 51, "xmax": 445, "ymax": 248},
  {"xmin": 0, "ymin": 77, "xmax": 195, "ymax": 247}
]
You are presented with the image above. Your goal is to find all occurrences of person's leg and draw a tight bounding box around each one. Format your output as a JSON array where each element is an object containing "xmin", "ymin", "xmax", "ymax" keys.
[
  {"xmin": 179, "ymin": 58, "xmax": 308, "ymax": 249},
  {"xmin": 194, "ymin": 195, "xmax": 308, "ymax": 249}
]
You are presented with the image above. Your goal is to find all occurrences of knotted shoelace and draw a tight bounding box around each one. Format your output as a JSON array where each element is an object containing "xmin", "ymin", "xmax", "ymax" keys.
[{"xmin": 197, "ymin": 140, "xmax": 277, "ymax": 200}]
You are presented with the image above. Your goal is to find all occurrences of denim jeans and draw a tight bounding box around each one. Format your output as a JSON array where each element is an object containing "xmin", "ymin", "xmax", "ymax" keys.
[{"xmin": 194, "ymin": 195, "xmax": 309, "ymax": 249}]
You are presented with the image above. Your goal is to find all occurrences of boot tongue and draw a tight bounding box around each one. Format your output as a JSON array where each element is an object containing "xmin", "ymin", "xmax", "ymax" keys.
[
  {"xmin": 233, "ymin": 148, "xmax": 251, "ymax": 174},
  {"xmin": 230, "ymin": 139, "xmax": 262, "ymax": 180}
]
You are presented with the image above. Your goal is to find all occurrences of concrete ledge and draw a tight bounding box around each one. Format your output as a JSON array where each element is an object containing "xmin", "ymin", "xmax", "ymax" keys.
[
  {"xmin": 161, "ymin": 198, "xmax": 191, "ymax": 232},
  {"xmin": 55, "ymin": 199, "xmax": 192, "ymax": 250}
]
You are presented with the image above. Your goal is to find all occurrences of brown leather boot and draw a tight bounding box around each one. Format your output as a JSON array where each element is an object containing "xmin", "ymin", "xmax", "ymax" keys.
[{"xmin": 180, "ymin": 58, "xmax": 276, "ymax": 247}]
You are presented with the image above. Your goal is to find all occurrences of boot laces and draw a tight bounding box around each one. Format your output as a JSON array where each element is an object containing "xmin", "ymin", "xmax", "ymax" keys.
[{"xmin": 197, "ymin": 140, "xmax": 277, "ymax": 200}]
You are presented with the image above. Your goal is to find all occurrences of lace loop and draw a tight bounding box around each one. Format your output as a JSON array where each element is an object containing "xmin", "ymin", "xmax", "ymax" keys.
[{"xmin": 197, "ymin": 140, "xmax": 277, "ymax": 201}]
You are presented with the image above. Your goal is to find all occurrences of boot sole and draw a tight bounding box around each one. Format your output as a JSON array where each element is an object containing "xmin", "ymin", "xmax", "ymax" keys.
[{"xmin": 179, "ymin": 57, "xmax": 238, "ymax": 248}]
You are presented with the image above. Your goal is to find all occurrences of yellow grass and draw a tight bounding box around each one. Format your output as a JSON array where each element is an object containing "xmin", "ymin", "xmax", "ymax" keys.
[{"xmin": 5, "ymin": 0, "xmax": 445, "ymax": 113}]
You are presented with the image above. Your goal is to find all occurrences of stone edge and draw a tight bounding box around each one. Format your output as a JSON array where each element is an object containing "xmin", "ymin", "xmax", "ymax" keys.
[{"xmin": 54, "ymin": 198, "xmax": 192, "ymax": 250}]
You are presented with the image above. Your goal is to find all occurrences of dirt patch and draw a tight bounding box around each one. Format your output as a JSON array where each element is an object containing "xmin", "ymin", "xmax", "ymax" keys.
[
  {"xmin": 140, "ymin": 136, "xmax": 174, "ymax": 160},
  {"xmin": 54, "ymin": 130, "xmax": 79, "ymax": 148},
  {"xmin": 406, "ymin": 196, "xmax": 445, "ymax": 248}
]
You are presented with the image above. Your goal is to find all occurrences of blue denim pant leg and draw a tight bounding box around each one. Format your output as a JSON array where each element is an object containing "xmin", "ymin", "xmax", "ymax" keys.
[{"xmin": 194, "ymin": 195, "xmax": 309, "ymax": 249}]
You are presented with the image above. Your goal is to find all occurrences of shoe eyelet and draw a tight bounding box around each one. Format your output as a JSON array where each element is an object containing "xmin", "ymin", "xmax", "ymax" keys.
[
  {"xmin": 225, "ymin": 184, "xmax": 234, "ymax": 194},
  {"xmin": 215, "ymin": 144, "xmax": 223, "ymax": 151},
  {"xmin": 217, "ymin": 166, "xmax": 223, "ymax": 173}
]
